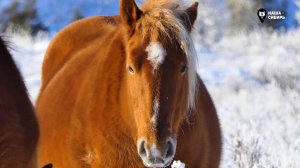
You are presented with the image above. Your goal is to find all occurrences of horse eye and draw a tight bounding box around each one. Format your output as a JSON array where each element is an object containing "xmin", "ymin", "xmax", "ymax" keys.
[
  {"xmin": 128, "ymin": 66, "xmax": 134, "ymax": 73},
  {"xmin": 180, "ymin": 65, "xmax": 187, "ymax": 74}
]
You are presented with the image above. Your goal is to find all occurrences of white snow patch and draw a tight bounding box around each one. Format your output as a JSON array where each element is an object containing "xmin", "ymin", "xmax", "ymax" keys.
[{"xmin": 171, "ymin": 160, "xmax": 185, "ymax": 168}]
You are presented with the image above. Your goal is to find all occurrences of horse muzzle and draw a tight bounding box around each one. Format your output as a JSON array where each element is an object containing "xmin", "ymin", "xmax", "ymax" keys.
[{"xmin": 137, "ymin": 137, "xmax": 176, "ymax": 168}]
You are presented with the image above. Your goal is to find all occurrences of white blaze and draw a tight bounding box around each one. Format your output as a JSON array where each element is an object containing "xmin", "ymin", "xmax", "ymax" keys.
[
  {"xmin": 146, "ymin": 42, "xmax": 166, "ymax": 71},
  {"xmin": 151, "ymin": 97, "xmax": 159, "ymax": 125}
]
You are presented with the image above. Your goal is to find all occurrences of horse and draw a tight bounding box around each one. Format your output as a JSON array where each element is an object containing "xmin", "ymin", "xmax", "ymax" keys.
[
  {"xmin": 0, "ymin": 36, "xmax": 39, "ymax": 167},
  {"xmin": 36, "ymin": 0, "xmax": 222, "ymax": 167}
]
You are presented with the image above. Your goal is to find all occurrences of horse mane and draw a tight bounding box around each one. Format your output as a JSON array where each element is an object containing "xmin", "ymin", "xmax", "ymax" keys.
[{"xmin": 138, "ymin": 0, "xmax": 199, "ymax": 110}]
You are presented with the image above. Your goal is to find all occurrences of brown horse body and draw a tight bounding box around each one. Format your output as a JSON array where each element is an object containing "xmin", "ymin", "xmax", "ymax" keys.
[
  {"xmin": 37, "ymin": 0, "xmax": 221, "ymax": 167},
  {"xmin": 0, "ymin": 36, "xmax": 39, "ymax": 168}
]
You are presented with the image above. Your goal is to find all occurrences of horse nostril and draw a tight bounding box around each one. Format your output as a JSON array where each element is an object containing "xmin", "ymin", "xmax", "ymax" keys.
[
  {"xmin": 138, "ymin": 140, "xmax": 147, "ymax": 157},
  {"xmin": 166, "ymin": 140, "xmax": 174, "ymax": 158}
]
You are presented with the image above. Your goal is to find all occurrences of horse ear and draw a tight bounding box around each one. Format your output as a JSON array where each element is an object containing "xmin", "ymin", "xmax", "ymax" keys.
[
  {"xmin": 183, "ymin": 2, "xmax": 199, "ymax": 32},
  {"xmin": 120, "ymin": 0, "xmax": 142, "ymax": 34}
]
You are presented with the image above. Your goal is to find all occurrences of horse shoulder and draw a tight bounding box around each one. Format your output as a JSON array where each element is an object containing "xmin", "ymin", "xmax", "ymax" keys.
[{"xmin": 40, "ymin": 16, "xmax": 121, "ymax": 91}]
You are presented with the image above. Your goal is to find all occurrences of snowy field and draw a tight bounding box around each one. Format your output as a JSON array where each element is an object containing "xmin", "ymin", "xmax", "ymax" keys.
[{"xmin": 3, "ymin": 26, "xmax": 300, "ymax": 167}]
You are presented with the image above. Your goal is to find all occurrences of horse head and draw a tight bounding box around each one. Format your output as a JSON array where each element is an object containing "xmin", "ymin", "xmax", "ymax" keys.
[{"xmin": 120, "ymin": 0, "xmax": 199, "ymax": 167}]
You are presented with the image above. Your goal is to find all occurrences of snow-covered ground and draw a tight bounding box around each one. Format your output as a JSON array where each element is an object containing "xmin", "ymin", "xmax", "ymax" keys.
[
  {"xmin": 4, "ymin": 27, "xmax": 300, "ymax": 167},
  {"xmin": 197, "ymin": 29, "xmax": 300, "ymax": 167}
]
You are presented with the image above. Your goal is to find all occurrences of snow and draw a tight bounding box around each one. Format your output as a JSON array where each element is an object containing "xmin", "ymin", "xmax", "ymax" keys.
[
  {"xmin": 4, "ymin": 16, "xmax": 300, "ymax": 168},
  {"xmin": 171, "ymin": 160, "xmax": 185, "ymax": 168},
  {"xmin": 196, "ymin": 28, "xmax": 300, "ymax": 167}
]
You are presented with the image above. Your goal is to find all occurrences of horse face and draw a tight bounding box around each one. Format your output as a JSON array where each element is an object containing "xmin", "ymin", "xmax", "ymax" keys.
[
  {"xmin": 126, "ymin": 35, "xmax": 189, "ymax": 168},
  {"xmin": 120, "ymin": 0, "xmax": 198, "ymax": 167}
]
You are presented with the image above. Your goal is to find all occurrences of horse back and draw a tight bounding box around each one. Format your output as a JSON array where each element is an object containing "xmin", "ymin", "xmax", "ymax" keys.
[{"xmin": 40, "ymin": 16, "xmax": 121, "ymax": 91}]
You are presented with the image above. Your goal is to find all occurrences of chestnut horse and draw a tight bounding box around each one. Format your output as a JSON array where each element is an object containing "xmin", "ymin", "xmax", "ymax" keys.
[
  {"xmin": 0, "ymin": 36, "xmax": 39, "ymax": 167},
  {"xmin": 36, "ymin": 0, "xmax": 222, "ymax": 167}
]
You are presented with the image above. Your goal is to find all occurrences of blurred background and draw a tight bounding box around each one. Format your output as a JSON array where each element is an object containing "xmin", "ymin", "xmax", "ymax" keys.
[
  {"xmin": 1, "ymin": 0, "xmax": 300, "ymax": 167},
  {"xmin": 0, "ymin": 0, "xmax": 299, "ymax": 37}
]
